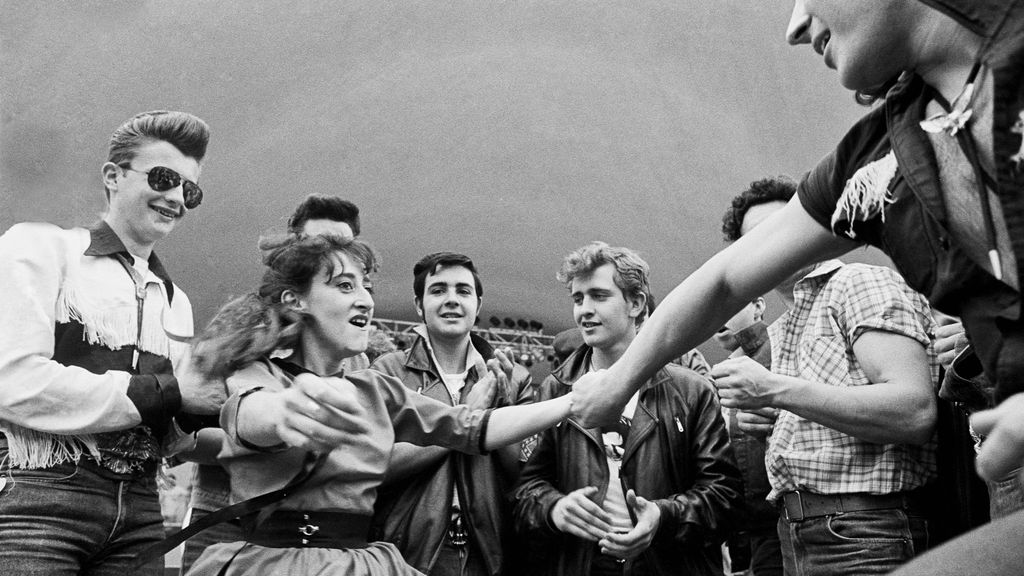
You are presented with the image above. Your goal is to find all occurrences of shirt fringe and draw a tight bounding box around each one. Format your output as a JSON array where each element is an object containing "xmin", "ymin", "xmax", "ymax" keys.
[
  {"xmin": 1, "ymin": 423, "xmax": 99, "ymax": 469},
  {"xmin": 56, "ymin": 276, "xmax": 171, "ymax": 357},
  {"xmin": 830, "ymin": 149, "xmax": 898, "ymax": 239}
]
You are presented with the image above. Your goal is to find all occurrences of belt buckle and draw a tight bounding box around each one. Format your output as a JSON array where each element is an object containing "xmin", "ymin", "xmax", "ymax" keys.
[
  {"xmin": 298, "ymin": 513, "xmax": 320, "ymax": 546},
  {"xmin": 448, "ymin": 514, "xmax": 468, "ymax": 547},
  {"xmin": 785, "ymin": 491, "xmax": 806, "ymax": 522}
]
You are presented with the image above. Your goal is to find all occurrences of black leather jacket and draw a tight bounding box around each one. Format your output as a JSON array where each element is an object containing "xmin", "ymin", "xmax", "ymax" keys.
[
  {"xmin": 369, "ymin": 330, "xmax": 533, "ymax": 575},
  {"xmin": 513, "ymin": 346, "xmax": 743, "ymax": 576}
]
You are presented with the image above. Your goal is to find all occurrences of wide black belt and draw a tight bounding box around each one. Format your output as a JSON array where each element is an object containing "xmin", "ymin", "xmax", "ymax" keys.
[
  {"xmin": 242, "ymin": 510, "xmax": 371, "ymax": 549},
  {"xmin": 133, "ymin": 451, "xmax": 327, "ymax": 568},
  {"xmin": 781, "ymin": 490, "xmax": 910, "ymax": 522}
]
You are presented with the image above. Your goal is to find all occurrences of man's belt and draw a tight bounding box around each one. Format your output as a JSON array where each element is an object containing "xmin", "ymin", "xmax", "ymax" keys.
[{"xmin": 781, "ymin": 490, "xmax": 910, "ymax": 522}]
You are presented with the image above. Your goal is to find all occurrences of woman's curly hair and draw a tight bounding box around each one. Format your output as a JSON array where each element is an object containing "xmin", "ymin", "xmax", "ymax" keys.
[{"xmin": 191, "ymin": 233, "xmax": 378, "ymax": 379}]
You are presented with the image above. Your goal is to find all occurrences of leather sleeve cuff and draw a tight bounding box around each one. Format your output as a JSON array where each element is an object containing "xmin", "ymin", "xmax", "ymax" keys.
[
  {"xmin": 542, "ymin": 492, "xmax": 565, "ymax": 535},
  {"xmin": 175, "ymin": 412, "xmax": 222, "ymax": 433},
  {"xmin": 476, "ymin": 408, "xmax": 493, "ymax": 454},
  {"xmin": 127, "ymin": 373, "xmax": 181, "ymax": 429}
]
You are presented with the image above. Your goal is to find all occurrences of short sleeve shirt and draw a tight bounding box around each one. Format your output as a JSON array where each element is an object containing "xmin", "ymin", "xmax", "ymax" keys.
[{"xmin": 765, "ymin": 261, "xmax": 939, "ymax": 500}]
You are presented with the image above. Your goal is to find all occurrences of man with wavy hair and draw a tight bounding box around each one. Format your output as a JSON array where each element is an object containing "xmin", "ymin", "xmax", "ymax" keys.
[{"xmin": 514, "ymin": 241, "xmax": 741, "ymax": 576}]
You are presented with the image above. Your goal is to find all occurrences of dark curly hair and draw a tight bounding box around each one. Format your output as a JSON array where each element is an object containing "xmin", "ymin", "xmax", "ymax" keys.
[
  {"xmin": 721, "ymin": 176, "xmax": 798, "ymax": 242},
  {"xmin": 191, "ymin": 233, "xmax": 377, "ymax": 379}
]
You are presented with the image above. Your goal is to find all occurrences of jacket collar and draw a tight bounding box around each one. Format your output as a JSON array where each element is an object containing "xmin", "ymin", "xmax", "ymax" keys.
[
  {"xmin": 84, "ymin": 220, "xmax": 176, "ymax": 303},
  {"xmin": 734, "ymin": 321, "xmax": 769, "ymax": 358},
  {"xmin": 918, "ymin": 0, "xmax": 1011, "ymax": 37},
  {"xmin": 551, "ymin": 343, "xmax": 671, "ymax": 395},
  {"xmin": 402, "ymin": 324, "xmax": 495, "ymax": 378},
  {"xmin": 270, "ymin": 356, "xmax": 345, "ymax": 379},
  {"xmin": 555, "ymin": 344, "xmax": 664, "ymax": 457}
]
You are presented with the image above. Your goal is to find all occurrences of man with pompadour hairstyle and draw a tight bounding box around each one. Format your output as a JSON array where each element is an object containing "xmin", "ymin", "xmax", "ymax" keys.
[{"xmin": 0, "ymin": 110, "xmax": 219, "ymax": 575}]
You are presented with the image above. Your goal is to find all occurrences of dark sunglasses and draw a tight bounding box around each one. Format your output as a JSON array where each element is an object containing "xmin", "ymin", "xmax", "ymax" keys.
[{"xmin": 121, "ymin": 165, "xmax": 203, "ymax": 210}]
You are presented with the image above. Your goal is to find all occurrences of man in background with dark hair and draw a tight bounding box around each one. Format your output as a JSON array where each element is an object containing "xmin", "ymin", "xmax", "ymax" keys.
[
  {"xmin": 713, "ymin": 177, "xmax": 803, "ymax": 576},
  {"xmin": 0, "ymin": 110, "xmax": 218, "ymax": 575},
  {"xmin": 286, "ymin": 194, "xmax": 361, "ymax": 238},
  {"xmin": 179, "ymin": 193, "xmax": 367, "ymax": 574},
  {"xmin": 371, "ymin": 252, "xmax": 532, "ymax": 576}
]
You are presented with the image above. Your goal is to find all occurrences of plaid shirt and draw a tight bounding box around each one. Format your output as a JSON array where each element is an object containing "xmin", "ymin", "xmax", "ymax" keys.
[{"xmin": 765, "ymin": 261, "xmax": 938, "ymax": 501}]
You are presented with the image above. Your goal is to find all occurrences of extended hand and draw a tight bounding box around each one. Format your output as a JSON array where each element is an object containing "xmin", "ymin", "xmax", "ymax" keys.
[
  {"xmin": 571, "ymin": 369, "xmax": 624, "ymax": 427},
  {"xmin": 973, "ymin": 392, "xmax": 1024, "ymax": 484},
  {"xmin": 273, "ymin": 373, "xmax": 371, "ymax": 451},
  {"xmin": 465, "ymin": 372, "xmax": 498, "ymax": 410},
  {"xmin": 486, "ymin": 348, "xmax": 516, "ymax": 405},
  {"xmin": 599, "ymin": 489, "xmax": 661, "ymax": 560},
  {"xmin": 736, "ymin": 406, "xmax": 779, "ymax": 438},
  {"xmin": 711, "ymin": 356, "xmax": 775, "ymax": 410},
  {"xmin": 933, "ymin": 319, "xmax": 965, "ymax": 371},
  {"xmin": 551, "ymin": 486, "xmax": 613, "ymax": 542}
]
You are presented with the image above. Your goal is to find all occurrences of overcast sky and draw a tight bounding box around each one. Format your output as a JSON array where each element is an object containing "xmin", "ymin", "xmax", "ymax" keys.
[{"xmin": 1, "ymin": 1, "xmax": 883, "ymax": 363}]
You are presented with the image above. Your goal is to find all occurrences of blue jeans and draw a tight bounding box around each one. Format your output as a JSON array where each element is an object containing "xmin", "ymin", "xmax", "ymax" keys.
[
  {"xmin": 749, "ymin": 528, "xmax": 784, "ymax": 576},
  {"xmin": 777, "ymin": 508, "xmax": 928, "ymax": 576},
  {"xmin": 0, "ymin": 457, "xmax": 164, "ymax": 576}
]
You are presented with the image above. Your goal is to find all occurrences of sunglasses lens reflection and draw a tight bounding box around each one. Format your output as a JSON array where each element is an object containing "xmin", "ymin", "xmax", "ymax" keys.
[
  {"xmin": 147, "ymin": 166, "xmax": 203, "ymax": 209},
  {"xmin": 148, "ymin": 166, "xmax": 180, "ymax": 191},
  {"xmin": 183, "ymin": 183, "xmax": 203, "ymax": 210}
]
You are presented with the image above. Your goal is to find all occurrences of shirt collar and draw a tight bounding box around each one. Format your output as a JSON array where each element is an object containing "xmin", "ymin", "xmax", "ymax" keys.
[
  {"xmin": 797, "ymin": 259, "xmax": 844, "ymax": 285},
  {"xmin": 413, "ymin": 324, "xmax": 487, "ymax": 377},
  {"xmin": 734, "ymin": 321, "xmax": 769, "ymax": 357},
  {"xmin": 270, "ymin": 356, "xmax": 345, "ymax": 379},
  {"xmin": 84, "ymin": 221, "xmax": 176, "ymax": 303}
]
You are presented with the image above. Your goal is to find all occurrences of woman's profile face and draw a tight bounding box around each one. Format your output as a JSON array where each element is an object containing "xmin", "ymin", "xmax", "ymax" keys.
[{"xmin": 299, "ymin": 251, "xmax": 375, "ymax": 359}]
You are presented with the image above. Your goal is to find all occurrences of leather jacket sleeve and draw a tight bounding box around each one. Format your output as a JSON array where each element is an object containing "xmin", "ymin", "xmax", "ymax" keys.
[
  {"xmin": 650, "ymin": 379, "xmax": 743, "ymax": 546},
  {"xmin": 511, "ymin": 376, "xmax": 566, "ymax": 537}
]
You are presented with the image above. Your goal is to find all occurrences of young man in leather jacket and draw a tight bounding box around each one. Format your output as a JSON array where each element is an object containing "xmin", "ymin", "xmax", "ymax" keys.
[{"xmin": 513, "ymin": 241, "xmax": 742, "ymax": 576}]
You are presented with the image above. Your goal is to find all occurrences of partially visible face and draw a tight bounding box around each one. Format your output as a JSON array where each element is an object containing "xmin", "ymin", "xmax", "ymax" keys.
[
  {"xmin": 301, "ymin": 218, "xmax": 354, "ymax": 240},
  {"xmin": 299, "ymin": 251, "xmax": 375, "ymax": 359},
  {"xmin": 571, "ymin": 263, "xmax": 640, "ymax": 352},
  {"xmin": 417, "ymin": 265, "xmax": 481, "ymax": 342},
  {"xmin": 740, "ymin": 200, "xmax": 814, "ymax": 295},
  {"xmin": 104, "ymin": 140, "xmax": 200, "ymax": 249},
  {"xmin": 713, "ymin": 301, "xmax": 761, "ymax": 352},
  {"xmin": 787, "ymin": 0, "xmax": 913, "ymax": 91},
  {"xmin": 739, "ymin": 200, "xmax": 788, "ymax": 237}
]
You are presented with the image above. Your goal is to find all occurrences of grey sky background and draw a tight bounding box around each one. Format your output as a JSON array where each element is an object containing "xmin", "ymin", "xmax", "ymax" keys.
[{"xmin": 0, "ymin": 1, "xmax": 887, "ymax": 364}]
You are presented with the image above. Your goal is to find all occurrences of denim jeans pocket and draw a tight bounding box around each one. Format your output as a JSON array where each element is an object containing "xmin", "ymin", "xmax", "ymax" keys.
[
  {"xmin": 1, "ymin": 463, "xmax": 80, "ymax": 490},
  {"xmin": 824, "ymin": 510, "xmax": 910, "ymax": 545}
]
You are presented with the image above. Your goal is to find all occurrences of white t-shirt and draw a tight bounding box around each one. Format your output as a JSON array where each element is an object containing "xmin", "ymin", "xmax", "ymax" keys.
[
  {"xmin": 601, "ymin": 390, "xmax": 639, "ymax": 532},
  {"xmin": 128, "ymin": 251, "xmax": 150, "ymax": 280},
  {"xmin": 427, "ymin": 339, "xmax": 486, "ymax": 514}
]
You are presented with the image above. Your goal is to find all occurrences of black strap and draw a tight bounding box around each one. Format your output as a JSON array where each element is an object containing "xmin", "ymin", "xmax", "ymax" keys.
[{"xmin": 132, "ymin": 450, "xmax": 326, "ymax": 568}]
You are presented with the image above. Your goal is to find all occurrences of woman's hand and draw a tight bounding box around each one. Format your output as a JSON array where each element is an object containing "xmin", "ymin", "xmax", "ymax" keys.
[{"xmin": 272, "ymin": 373, "xmax": 371, "ymax": 451}]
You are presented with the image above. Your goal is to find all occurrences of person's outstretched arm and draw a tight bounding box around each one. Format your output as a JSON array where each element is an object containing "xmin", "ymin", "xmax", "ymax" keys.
[{"xmin": 572, "ymin": 198, "xmax": 854, "ymax": 426}]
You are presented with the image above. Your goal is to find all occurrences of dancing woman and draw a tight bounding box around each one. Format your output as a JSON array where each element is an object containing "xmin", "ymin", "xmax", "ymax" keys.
[{"xmin": 186, "ymin": 233, "xmax": 572, "ymax": 575}]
